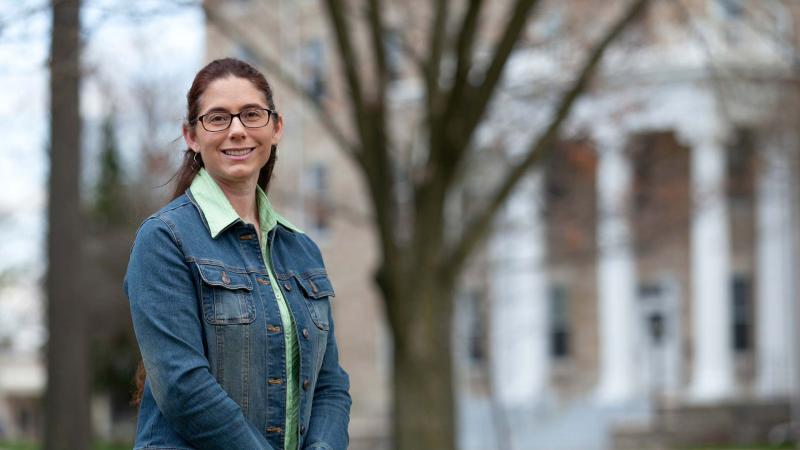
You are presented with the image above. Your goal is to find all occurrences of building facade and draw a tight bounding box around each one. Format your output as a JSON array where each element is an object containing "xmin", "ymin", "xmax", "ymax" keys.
[
  {"xmin": 205, "ymin": 0, "xmax": 800, "ymax": 448},
  {"xmin": 474, "ymin": 1, "xmax": 800, "ymax": 448}
]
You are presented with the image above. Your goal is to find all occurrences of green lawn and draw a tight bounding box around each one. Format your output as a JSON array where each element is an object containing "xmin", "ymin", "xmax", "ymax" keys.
[{"xmin": 684, "ymin": 445, "xmax": 795, "ymax": 450}]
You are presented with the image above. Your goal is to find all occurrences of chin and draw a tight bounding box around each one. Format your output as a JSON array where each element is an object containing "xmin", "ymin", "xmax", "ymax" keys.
[
  {"xmin": 207, "ymin": 164, "xmax": 257, "ymax": 184},
  {"xmin": 226, "ymin": 166, "xmax": 261, "ymax": 181}
]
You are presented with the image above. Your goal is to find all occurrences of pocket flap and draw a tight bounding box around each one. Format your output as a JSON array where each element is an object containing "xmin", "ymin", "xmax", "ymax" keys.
[
  {"xmin": 197, "ymin": 264, "xmax": 253, "ymax": 291},
  {"xmin": 296, "ymin": 271, "xmax": 335, "ymax": 299}
]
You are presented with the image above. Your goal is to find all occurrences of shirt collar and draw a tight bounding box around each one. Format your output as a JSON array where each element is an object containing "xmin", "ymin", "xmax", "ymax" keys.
[{"xmin": 189, "ymin": 168, "xmax": 302, "ymax": 239}]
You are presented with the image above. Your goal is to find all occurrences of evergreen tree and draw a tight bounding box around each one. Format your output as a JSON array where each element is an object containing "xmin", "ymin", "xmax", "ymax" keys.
[{"xmin": 93, "ymin": 110, "xmax": 126, "ymax": 229}]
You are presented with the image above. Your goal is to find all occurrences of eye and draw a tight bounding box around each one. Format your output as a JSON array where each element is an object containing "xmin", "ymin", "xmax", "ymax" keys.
[
  {"xmin": 242, "ymin": 109, "xmax": 265, "ymax": 121},
  {"xmin": 206, "ymin": 112, "xmax": 229, "ymax": 124}
]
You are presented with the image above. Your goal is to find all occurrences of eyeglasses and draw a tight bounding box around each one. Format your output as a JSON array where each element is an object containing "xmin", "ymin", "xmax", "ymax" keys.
[{"xmin": 195, "ymin": 107, "xmax": 277, "ymax": 132}]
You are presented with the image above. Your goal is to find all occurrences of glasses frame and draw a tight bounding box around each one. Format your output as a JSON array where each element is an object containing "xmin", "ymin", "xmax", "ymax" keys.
[{"xmin": 195, "ymin": 107, "xmax": 277, "ymax": 132}]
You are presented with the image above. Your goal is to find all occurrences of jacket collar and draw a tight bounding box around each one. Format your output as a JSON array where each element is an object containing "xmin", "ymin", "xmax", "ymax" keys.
[{"xmin": 188, "ymin": 168, "xmax": 302, "ymax": 239}]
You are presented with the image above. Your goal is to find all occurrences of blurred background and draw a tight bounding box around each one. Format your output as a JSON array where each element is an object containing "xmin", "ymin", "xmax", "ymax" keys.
[{"xmin": 1, "ymin": 0, "xmax": 799, "ymax": 449}]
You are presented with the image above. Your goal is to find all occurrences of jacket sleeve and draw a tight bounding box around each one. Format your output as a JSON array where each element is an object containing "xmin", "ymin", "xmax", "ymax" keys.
[
  {"xmin": 125, "ymin": 217, "xmax": 275, "ymax": 450},
  {"xmin": 303, "ymin": 302, "xmax": 352, "ymax": 450}
]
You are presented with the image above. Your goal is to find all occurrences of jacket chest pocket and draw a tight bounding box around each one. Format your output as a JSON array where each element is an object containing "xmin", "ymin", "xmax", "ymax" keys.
[
  {"xmin": 295, "ymin": 271, "xmax": 335, "ymax": 331},
  {"xmin": 197, "ymin": 263, "xmax": 256, "ymax": 325}
]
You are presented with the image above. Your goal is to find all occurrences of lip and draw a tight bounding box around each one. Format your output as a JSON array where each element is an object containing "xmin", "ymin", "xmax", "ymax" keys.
[{"xmin": 220, "ymin": 147, "xmax": 255, "ymax": 161}]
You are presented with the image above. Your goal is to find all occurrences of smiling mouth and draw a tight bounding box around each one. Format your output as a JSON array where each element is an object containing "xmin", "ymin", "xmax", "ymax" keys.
[{"xmin": 221, "ymin": 147, "xmax": 254, "ymax": 157}]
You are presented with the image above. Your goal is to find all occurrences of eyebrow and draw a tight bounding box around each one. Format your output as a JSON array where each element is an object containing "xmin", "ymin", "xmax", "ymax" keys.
[{"xmin": 201, "ymin": 103, "xmax": 268, "ymax": 115}]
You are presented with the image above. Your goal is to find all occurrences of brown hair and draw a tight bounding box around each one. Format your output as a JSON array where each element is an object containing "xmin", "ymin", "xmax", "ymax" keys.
[{"xmin": 132, "ymin": 57, "xmax": 281, "ymax": 408}]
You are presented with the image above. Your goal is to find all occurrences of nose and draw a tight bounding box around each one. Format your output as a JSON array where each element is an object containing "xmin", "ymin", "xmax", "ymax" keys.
[{"xmin": 227, "ymin": 115, "xmax": 247, "ymax": 138}]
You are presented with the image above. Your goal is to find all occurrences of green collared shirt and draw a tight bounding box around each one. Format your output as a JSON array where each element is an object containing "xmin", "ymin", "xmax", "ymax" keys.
[{"xmin": 190, "ymin": 168, "xmax": 301, "ymax": 450}]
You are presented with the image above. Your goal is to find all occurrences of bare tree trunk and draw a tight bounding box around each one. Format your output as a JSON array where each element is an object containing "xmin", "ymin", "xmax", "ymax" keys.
[
  {"xmin": 45, "ymin": 0, "xmax": 91, "ymax": 448},
  {"xmin": 388, "ymin": 280, "xmax": 456, "ymax": 450}
]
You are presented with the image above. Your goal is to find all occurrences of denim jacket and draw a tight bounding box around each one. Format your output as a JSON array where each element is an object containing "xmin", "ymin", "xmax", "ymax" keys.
[{"xmin": 124, "ymin": 191, "xmax": 351, "ymax": 450}]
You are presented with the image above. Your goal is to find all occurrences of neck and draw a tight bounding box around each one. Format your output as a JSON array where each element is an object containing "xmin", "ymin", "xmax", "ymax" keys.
[{"xmin": 214, "ymin": 175, "xmax": 260, "ymax": 226}]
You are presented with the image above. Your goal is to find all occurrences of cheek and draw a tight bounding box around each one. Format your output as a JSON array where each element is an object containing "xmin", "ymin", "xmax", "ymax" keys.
[
  {"xmin": 198, "ymin": 134, "xmax": 224, "ymax": 152},
  {"xmin": 254, "ymin": 133, "xmax": 274, "ymax": 152}
]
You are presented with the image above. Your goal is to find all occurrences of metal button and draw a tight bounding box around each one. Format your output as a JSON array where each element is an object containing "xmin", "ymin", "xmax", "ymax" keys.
[
  {"xmin": 257, "ymin": 277, "xmax": 270, "ymax": 285},
  {"xmin": 283, "ymin": 282, "xmax": 292, "ymax": 291},
  {"xmin": 302, "ymin": 328, "xmax": 309, "ymax": 339},
  {"xmin": 221, "ymin": 272, "xmax": 230, "ymax": 285},
  {"xmin": 303, "ymin": 379, "xmax": 310, "ymax": 390}
]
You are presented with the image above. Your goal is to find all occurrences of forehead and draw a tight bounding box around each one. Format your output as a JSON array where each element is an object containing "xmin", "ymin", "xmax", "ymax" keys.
[{"xmin": 199, "ymin": 76, "xmax": 268, "ymax": 113}]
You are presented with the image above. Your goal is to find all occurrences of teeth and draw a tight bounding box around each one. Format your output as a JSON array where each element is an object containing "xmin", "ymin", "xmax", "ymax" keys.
[{"xmin": 223, "ymin": 148, "xmax": 253, "ymax": 156}]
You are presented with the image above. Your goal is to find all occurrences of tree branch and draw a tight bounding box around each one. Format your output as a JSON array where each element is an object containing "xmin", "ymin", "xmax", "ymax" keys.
[
  {"xmin": 202, "ymin": 1, "xmax": 361, "ymax": 165},
  {"xmin": 323, "ymin": 0, "xmax": 367, "ymax": 133},
  {"xmin": 444, "ymin": 0, "xmax": 484, "ymax": 120},
  {"xmin": 425, "ymin": 0, "xmax": 450, "ymax": 118},
  {"xmin": 449, "ymin": 0, "xmax": 540, "ymax": 150},
  {"xmin": 446, "ymin": 0, "xmax": 651, "ymax": 275},
  {"xmin": 433, "ymin": 0, "xmax": 539, "ymax": 195},
  {"xmin": 367, "ymin": 0, "xmax": 388, "ymax": 97},
  {"xmin": 364, "ymin": 0, "xmax": 393, "ymax": 188},
  {"xmin": 432, "ymin": 0, "xmax": 485, "ymax": 193},
  {"xmin": 415, "ymin": 0, "xmax": 452, "ymax": 217},
  {"xmin": 324, "ymin": 0, "xmax": 401, "ymax": 280}
]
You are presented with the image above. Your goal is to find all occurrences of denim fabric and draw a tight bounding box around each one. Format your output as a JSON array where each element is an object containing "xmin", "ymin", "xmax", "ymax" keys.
[
  {"xmin": 190, "ymin": 168, "xmax": 303, "ymax": 449},
  {"xmin": 124, "ymin": 192, "xmax": 352, "ymax": 450}
]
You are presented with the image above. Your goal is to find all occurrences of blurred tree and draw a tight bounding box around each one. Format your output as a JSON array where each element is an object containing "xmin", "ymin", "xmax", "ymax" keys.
[
  {"xmin": 205, "ymin": 0, "xmax": 650, "ymax": 448},
  {"xmin": 92, "ymin": 111, "xmax": 127, "ymax": 228},
  {"xmin": 85, "ymin": 108, "xmax": 140, "ymax": 433},
  {"xmin": 45, "ymin": 0, "xmax": 91, "ymax": 448}
]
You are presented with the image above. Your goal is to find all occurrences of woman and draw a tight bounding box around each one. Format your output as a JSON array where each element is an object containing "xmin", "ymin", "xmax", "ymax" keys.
[{"xmin": 125, "ymin": 58, "xmax": 351, "ymax": 450}]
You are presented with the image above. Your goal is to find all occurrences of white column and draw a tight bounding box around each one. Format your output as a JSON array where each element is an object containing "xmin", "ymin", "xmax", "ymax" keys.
[
  {"xmin": 755, "ymin": 135, "xmax": 797, "ymax": 398},
  {"xmin": 595, "ymin": 132, "xmax": 640, "ymax": 403},
  {"xmin": 489, "ymin": 171, "xmax": 549, "ymax": 407},
  {"xmin": 685, "ymin": 130, "xmax": 736, "ymax": 401}
]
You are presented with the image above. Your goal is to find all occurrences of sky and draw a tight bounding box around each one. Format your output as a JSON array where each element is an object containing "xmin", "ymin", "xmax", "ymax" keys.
[{"xmin": 0, "ymin": 1, "xmax": 205, "ymax": 353}]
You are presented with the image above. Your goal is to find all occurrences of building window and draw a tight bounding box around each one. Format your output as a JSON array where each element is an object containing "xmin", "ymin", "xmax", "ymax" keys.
[
  {"xmin": 717, "ymin": 0, "xmax": 744, "ymax": 19},
  {"xmin": 715, "ymin": 0, "xmax": 745, "ymax": 44},
  {"xmin": 549, "ymin": 284, "xmax": 570, "ymax": 359},
  {"xmin": 305, "ymin": 162, "xmax": 333, "ymax": 235},
  {"xmin": 639, "ymin": 283, "xmax": 666, "ymax": 345},
  {"xmin": 465, "ymin": 290, "xmax": 487, "ymax": 365},
  {"xmin": 647, "ymin": 312, "xmax": 666, "ymax": 345},
  {"xmin": 731, "ymin": 274, "xmax": 752, "ymax": 352},
  {"xmin": 384, "ymin": 29, "xmax": 403, "ymax": 80},
  {"xmin": 727, "ymin": 128, "xmax": 755, "ymax": 204},
  {"xmin": 303, "ymin": 40, "xmax": 326, "ymax": 102}
]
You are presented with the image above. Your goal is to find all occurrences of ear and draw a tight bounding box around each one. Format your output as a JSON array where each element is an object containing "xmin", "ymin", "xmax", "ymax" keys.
[
  {"xmin": 271, "ymin": 114, "xmax": 284, "ymax": 146},
  {"xmin": 183, "ymin": 122, "xmax": 198, "ymax": 152}
]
